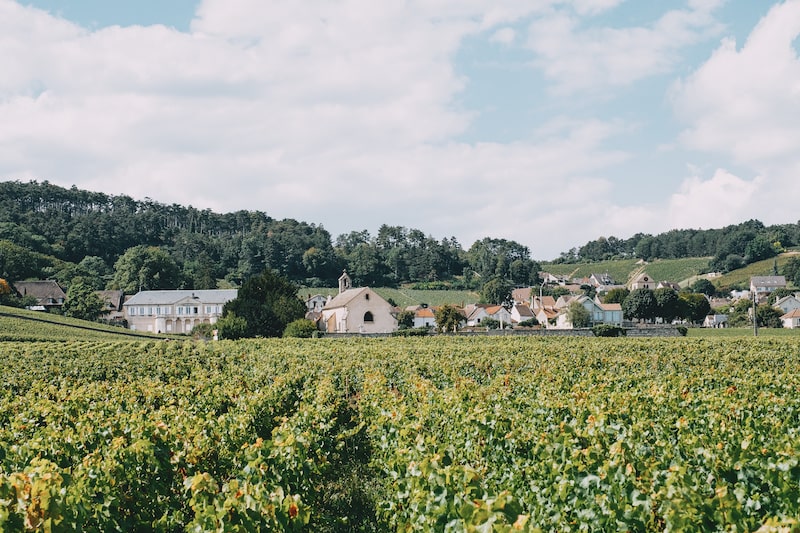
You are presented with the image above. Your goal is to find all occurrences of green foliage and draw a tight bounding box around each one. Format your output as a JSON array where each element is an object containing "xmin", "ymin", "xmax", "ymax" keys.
[
  {"xmin": 283, "ymin": 319, "xmax": 320, "ymax": 338},
  {"xmin": 5, "ymin": 337, "xmax": 800, "ymax": 530},
  {"xmin": 480, "ymin": 318, "xmax": 501, "ymax": 330},
  {"xmin": 216, "ymin": 312, "xmax": 247, "ymax": 340},
  {"xmin": 679, "ymin": 292, "xmax": 712, "ymax": 324},
  {"xmin": 224, "ymin": 270, "xmax": 305, "ymax": 338},
  {"xmin": 396, "ymin": 310, "xmax": 415, "ymax": 330},
  {"xmin": 676, "ymin": 325, "xmax": 688, "ymax": 336},
  {"xmin": 653, "ymin": 287, "xmax": 680, "ymax": 323},
  {"xmin": 691, "ymin": 278, "xmax": 716, "ymax": 296},
  {"xmin": 191, "ymin": 322, "xmax": 217, "ymax": 340},
  {"xmin": 591, "ymin": 324, "xmax": 626, "ymax": 337},
  {"xmin": 390, "ymin": 327, "xmax": 430, "ymax": 337},
  {"xmin": 517, "ymin": 317, "xmax": 539, "ymax": 328},
  {"xmin": 567, "ymin": 301, "xmax": 591, "ymax": 328},
  {"xmin": 62, "ymin": 278, "xmax": 105, "ymax": 321},
  {"xmin": 434, "ymin": 304, "xmax": 463, "ymax": 333},
  {"xmin": 756, "ymin": 305, "xmax": 784, "ymax": 328},
  {"xmin": 622, "ymin": 288, "xmax": 657, "ymax": 322},
  {"xmin": 111, "ymin": 245, "xmax": 184, "ymax": 292},
  {"xmin": 479, "ymin": 277, "xmax": 513, "ymax": 307}
]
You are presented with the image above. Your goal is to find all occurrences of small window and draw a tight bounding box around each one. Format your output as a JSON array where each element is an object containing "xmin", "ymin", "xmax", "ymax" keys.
[
  {"xmin": 364, "ymin": 311, "xmax": 374, "ymax": 323},
  {"xmin": 365, "ymin": 293, "xmax": 370, "ymax": 300}
]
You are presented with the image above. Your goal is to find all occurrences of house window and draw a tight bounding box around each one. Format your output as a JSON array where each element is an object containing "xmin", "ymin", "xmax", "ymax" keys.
[
  {"xmin": 365, "ymin": 293, "xmax": 370, "ymax": 300},
  {"xmin": 193, "ymin": 307, "xmax": 199, "ymax": 314},
  {"xmin": 364, "ymin": 311, "xmax": 374, "ymax": 323},
  {"xmin": 129, "ymin": 307, "xmax": 136, "ymax": 316}
]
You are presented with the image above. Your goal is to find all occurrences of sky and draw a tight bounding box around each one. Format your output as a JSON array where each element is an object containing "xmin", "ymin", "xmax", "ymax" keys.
[{"xmin": 2, "ymin": 1, "xmax": 800, "ymax": 260}]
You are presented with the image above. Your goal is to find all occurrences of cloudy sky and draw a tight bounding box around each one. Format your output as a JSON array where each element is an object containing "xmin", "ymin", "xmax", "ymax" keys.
[{"xmin": 2, "ymin": 1, "xmax": 799, "ymax": 259}]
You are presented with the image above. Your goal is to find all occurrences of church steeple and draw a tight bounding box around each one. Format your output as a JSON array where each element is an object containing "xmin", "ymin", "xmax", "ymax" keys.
[{"xmin": 338, "ymin": 270, "xmax": 352, "ymax": 294}]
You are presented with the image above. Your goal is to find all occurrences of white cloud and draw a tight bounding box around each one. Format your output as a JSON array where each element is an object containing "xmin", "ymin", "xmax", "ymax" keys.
[
  {"xmin": 526, "ymin": 1, "xmax": 724, "ymax": 93},
  {"xmin": 489, "ymin": 27, "xmax": 516, "ymax": 45},
  {"xmin": 667, "ymin": 169, "xmax": 765, "ymax": 229},
  {"xmin": 672, "ymin": 0, "xmax": 800, "ymax": 164}
]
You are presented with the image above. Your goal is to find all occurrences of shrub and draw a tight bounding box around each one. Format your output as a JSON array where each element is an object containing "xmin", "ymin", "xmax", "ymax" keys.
[
  {"xmin": 592, "ymin": 324, "xmax": 626, "ymax": 337},
  {"xmin": 283, "ymin": 319, "xmax": 320, "ymax": 338},
  {"xmin": 676, "ymin": 325, "xmax": 688, "ymax": 336},
  {"xmin": 391, "ymin": 327, "xmax": 429, "ymax": 337}
]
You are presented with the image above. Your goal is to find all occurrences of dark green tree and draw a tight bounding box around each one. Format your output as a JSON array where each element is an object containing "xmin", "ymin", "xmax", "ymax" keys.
[
  {"xmin": 622, "ymin": 289, "xmax": 657, "ymax": 322},
  {"xmin": 756, "ymin": 305, "xmax": 784, "ymax": 328},
  {"xmin": 679, "ymin": 293, "xmax": 711, "ymax": 324},
  {"xmin": 691, "ymin": 278, "xmax": 716, "ymax": 296},
  {"xmin": 480, "ymin": 277, "xmax": 513, "ymax": 308},
  {"xmin": 110, "ymin": 245, "xmax": 184, "ymax": 293},
  {"xmin": 654, "ymin": 288, "xmax": 680, "ymax": 323},
  {"xmin": 603, "ymin": 287, "xmax": 630, "ymax": 304},
  {"xmin": 62, "ymin": 279, "xmax": 104, "ymax": 321},
  {"xmin": 223, "ymin": 269, "xmax": 305, "ymax": 338}
]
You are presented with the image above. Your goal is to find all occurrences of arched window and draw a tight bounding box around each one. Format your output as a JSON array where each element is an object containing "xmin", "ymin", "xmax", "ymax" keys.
[{"xmin": 364, "ymin": 311, "xmax": 374, "ymax": 323}]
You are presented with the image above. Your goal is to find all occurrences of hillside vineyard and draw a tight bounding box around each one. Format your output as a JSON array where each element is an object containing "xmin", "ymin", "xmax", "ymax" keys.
[{"xmin": 2, "ymin": 336, "xmax": 799, "ymax": 531}]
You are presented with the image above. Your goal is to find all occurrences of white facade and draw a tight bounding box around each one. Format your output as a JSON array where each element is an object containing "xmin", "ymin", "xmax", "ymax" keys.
[
  {"xmin": 321, "ymin": 286, "xmax": 397, "ymax": 333},
  {"xmin": 123, "ymin": 289, "xmax": 237, "ymax": 334}
]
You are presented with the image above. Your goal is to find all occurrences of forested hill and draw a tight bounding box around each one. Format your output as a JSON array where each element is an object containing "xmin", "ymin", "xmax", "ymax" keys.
[
  {"xmin": 0, "ymin": 180, "xmax": 539, "ymax": 290},
  {"xmin": 558, "ymin": 220, "xmax": 800, "ymax": 272},
  {"xmin": 2, "ymin": 180, "xmax": 799, "ymax": 293}
]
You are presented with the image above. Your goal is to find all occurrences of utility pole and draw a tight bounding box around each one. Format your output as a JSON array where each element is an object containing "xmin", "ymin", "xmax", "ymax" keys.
[{"xmin": 753, "ymin": 289, "xmax": 758, "ymax": 337}]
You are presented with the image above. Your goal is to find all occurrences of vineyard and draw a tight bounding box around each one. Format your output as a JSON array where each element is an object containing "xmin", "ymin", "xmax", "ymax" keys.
[{"xmin": 2, "ymin": 336, "xmax": 800, "ymax": 531}]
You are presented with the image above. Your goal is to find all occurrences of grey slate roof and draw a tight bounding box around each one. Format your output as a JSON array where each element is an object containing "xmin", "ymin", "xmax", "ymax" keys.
[{"xmin": 124, "ymin": 289, "xmax": 238, "ymax": 306}]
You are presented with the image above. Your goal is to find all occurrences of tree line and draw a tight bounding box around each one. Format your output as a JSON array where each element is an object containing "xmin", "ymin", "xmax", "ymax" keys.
[
  {"xmin": 0, "ymin": 180, "xmax": 540, "ymax": 292},
  {"xmin": 559, "ymin": 219, "xmax": 800, "ymax": 272}
]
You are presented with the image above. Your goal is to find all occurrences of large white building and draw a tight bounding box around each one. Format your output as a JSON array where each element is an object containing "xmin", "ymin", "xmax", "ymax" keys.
[{"xmin": 123, "ymin": 289, "xmax": 237, "ymax": 334}]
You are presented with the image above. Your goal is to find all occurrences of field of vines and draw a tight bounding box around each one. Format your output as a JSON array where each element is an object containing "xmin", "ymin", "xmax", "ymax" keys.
[{"xmin": 1, "ymin": 336, "xmax": 799, "ymax": 531}]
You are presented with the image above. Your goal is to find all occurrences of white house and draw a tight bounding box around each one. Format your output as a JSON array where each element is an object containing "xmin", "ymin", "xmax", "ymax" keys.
[
  {"xmin": 413, "ymin": 307, "xmax": 437, "ymax": 329},
  {"xmin": 781, "ymin": 309, "xmax": 800, "ymax": 329},
  {"xmin": 123, "ymin": 289, "xmax": 237, "ymax": 334},
  {"xmin": 320, "ymin": 272, "xmax": 397, "ymax": 333},
  {"xmin": 774, "ymin": 294, "xmax": 800, "ymax": 315},
  {"xmin": 511, "ymin": 303, "xmax": 535, "ymax": 324},
  {"xmin": 703, "ymin": 314, "xmax": 729, "ymax": 328},
  {"xmin": 554, "ymin": 295, "xmax": 622, "ymax": 329},
  {"xmin": 750, "ymin": 276, "xmax": 786, "ymax": 298}
]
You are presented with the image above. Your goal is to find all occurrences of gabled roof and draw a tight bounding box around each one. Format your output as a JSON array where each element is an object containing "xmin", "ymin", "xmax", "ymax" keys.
[
  {"xmin": 751, "ymin": 276, "xmax": 786, "ymax": 287},
  {"xmin": 415, "ymin": 307, "xmax": 435, "ymax": 319},
  {"xmin": 12, "ymin": 280, "xmax": 66, "ymax": 301},
  {"xmin": 513, "ymin": 304, "xmax": 534, "ymax": 318},
  {"xmin": 96, "ymin": 289, "xmax": 125, "ymax": 310},
  {"xmin": 124, "ymin": 289, "xmax": 238, "ymax": 306},
  {"xmin": 600, "ymin": 303, "xmax": 622, "ymax": 311},
  {"xmin": 781, "ymin": 309, "xmax": 800, "ymax": 319},
  {"xmin": 322, "ymin": 287, "xmax": 369, "ymax": 309},
  {"xmin": 774, "ymin": 295, "xmax": 800, "ymax": 306}
]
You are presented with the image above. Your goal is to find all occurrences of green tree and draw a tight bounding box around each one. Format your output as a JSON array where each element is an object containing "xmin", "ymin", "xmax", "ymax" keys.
[
  {"xmin": 603, "ymin": 288, "xmax": 630, "ymax": 304},
  {"xmin": 653, "ymin": 287, "xmax": 680, "ymax": 323},
  {"xmin": 679, "ymin": 293, "xmax": 711, "ymax": 324},
  {"xmin": 480, "ymin": 277, "xmax": 513, "ymax": 308},
  {"xmin": 283, "ymin": 318, "xmax": 320, "ymax": 338},
  {"xmin": 223, "ymin": 269, "xmax": 305, "ymax": 338},
  {"xmin": 691, "ymin": 278, "xmax": 716, "ymax": 296},
  {"xmin": 622, "ymin": 289, "xmax": 657, "ymax": 322},
  {"xmin": 110, "ymin": 245, "xmax": 184, "ymax": 293},
  {"xmin": 62, "ymin": 279, "xmax": 104, "ymax": 321},
  {"xmin": 434, "ymin": 305, "xmax": 463, "ymax": 333},
  {"xmin": 783, "ymin": 257, "xmax": 800, "ymax": 287},
  {"xmin": 567, "ymin": 301, "xmax": 591, "ymax": 328},
  {"xmin": 396, "ymin": 310, "xmax": 415, "ymax": 330},
  {"xmin": 756, "ymin": 305, "xmax": 784, "ymax": 328},
  {"xmin": 216, "ymin": 312, "xmax": 247, "ymax": 340}
]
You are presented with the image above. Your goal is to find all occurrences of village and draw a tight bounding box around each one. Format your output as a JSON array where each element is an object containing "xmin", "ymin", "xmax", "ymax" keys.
[{"xmin": 9, "ymin": 269, "xmax": 800, "ymax": 336}]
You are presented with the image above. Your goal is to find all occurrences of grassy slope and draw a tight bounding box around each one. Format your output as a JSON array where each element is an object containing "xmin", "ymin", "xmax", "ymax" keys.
[
  {"xmin": 711, "ymin": 252, "xmax": 800, "ymax": 289},
  {"xmin": 542, "ymin": 257, "xmax": 713, "ymax": 287},
  {"xmin": 0, "ymin": 305, "xmax": 178, "ymax": 342}
]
